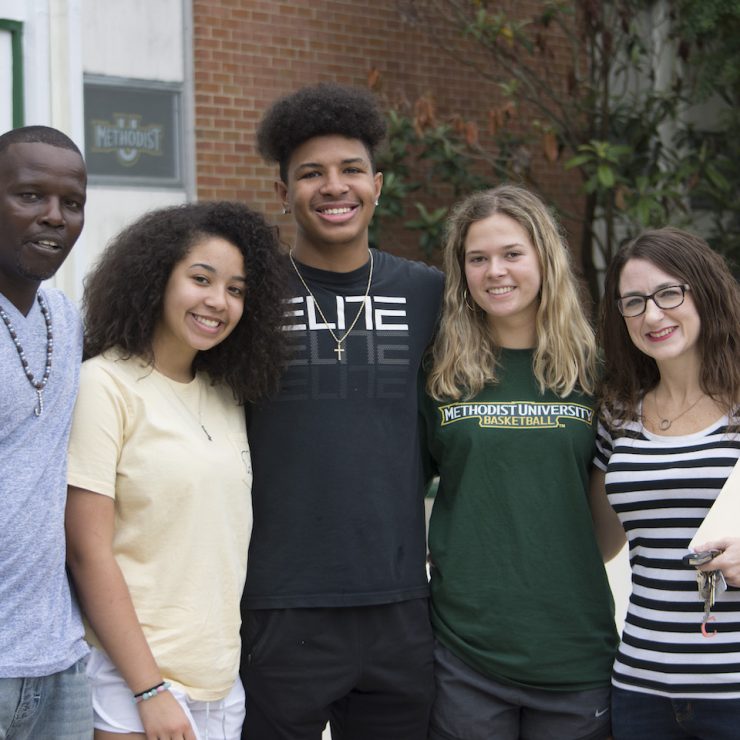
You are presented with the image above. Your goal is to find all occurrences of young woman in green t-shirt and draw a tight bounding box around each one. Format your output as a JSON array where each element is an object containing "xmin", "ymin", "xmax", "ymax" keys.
[{"xmin": 423, "ymin": 185, "xmax": 617, "ymax": 740}]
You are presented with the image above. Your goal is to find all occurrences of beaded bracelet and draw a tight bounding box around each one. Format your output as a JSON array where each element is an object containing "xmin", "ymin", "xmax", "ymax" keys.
[{"xmin": 132, "ymin": 681, "xmax": 171, "ymax": 704}]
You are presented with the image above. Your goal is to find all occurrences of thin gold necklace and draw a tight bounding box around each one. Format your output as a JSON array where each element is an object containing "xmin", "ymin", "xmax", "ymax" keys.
[
  {"xmin": 288, "ymin": 249, "xmax": 373, "ymax": 361},
  {"xmin": 156, "ymin": 370, "xmax": 213, "ymax": 441},
  {"xmin": 651, "ymin": 390, "xmax": 705, "ymax": 431}
]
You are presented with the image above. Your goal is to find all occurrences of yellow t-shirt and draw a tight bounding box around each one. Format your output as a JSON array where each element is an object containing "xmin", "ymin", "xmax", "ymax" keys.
[{"xmin": 67, "ymin": 352, "xmax": 251, "ymax": 701}]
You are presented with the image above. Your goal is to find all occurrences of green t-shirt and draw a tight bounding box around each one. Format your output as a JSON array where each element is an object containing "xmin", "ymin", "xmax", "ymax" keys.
[{"xmin": 422, "ymin": 348, "xmax": 618, "ymax": 691}]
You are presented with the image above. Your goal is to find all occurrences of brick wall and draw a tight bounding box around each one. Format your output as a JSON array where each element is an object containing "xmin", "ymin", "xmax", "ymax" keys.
[{"xmin": 192, "ymin": 0, "xmax": 585, "ymax": 263}]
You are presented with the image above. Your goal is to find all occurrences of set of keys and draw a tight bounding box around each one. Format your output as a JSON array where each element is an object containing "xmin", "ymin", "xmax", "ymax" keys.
[
  {"xmin": 696, "ymin": 569, "xmax": 727, "ymax": 637},
  {"xmin": 684, "ymin": 549, "xmax": 726, "ymax": 637}
]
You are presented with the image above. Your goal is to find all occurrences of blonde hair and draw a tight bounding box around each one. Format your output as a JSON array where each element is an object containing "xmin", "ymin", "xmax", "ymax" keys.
[{"xmin": 427, "ymin": 185, "xmax": 596, "ymax": 401}]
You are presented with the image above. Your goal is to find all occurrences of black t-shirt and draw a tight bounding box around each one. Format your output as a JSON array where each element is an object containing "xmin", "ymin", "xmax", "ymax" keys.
[{"xmin": 244, "ymin": 249, "xmax": 444, "ymax": 609}]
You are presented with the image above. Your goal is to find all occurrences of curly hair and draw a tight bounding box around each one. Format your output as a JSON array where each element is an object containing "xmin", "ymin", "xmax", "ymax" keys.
[
  {"xmin": 82, "ymin": 201, "xmax": 289, "ymax": 403},
  {"xmin": 427, "ymin": 185, "xmax": 596, "ymax": 401},
  {"xmin": 257, "ymin": 83, "xmax": 387, "ymax": 182},
  {"xmin": 0, "ymin": 125, "xmax": 82, "ymax": 157},
  {"xmin": 598, "ymin": 227, "xmax": 740, "ymax": 426}
]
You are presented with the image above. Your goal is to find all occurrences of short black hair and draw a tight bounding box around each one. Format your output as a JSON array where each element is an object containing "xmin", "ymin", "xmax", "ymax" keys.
[
  {"xmin": 83, "ymin": 201, "xmax": 289, "ymax": 403},
  {"xmin": 0, "ymin": 125, "xmax": 82, "ymax": 157},
  {"xmin": 257, "ymin": 83, "xmax": 387, "ymax": 182}
]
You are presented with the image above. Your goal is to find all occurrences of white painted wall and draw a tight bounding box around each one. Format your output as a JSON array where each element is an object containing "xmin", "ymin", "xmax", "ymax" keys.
[
  {"xmin": 1, "ymin": 0, "xmax": 52, "ymax": 126},
  {"xmin": 0, "ymin": 1, "xmax": 22, "ymax": 19},
  {"xmin": 0, "ymin": 29, "xmax": 11, "ymax": 132},
  {"xmin": 82, "ymin": 0, "xmax": 184, "ymax": 82},
  {"xmin": 48, "ymin": 0, "xmax": 87, "ymax": 299},
  {"xmin": 70, "ymin": 0, "xmax": 191, "ymax": 302},
  {"xmin": 83, "ymin": 187, "xmax": 188, "ymax": 257},
  {"xmin": 0, "ymin": 0, "xmax": 192, "ymax": 301},
  {"xmin": 0, "ymin": 1, "xmax": 85, "ymax": 297}
]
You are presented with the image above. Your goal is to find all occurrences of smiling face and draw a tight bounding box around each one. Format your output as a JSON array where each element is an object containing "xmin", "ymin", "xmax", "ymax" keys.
[
  {"xmin": 618, "ymin": 257, "xmax": 701, "ymax": 368},
  {"xmin": 277, "ymin": 134, "xmax": 382, "ymax": 263},
  {"xmin": 152, "ymin": 236, "xmax": 246, "ymax": 376},
  {"xmin": 0, "ymin": 142, "xmax": 86, "ymax": 311},
  {"xmin": 463, "ymin": 212, "xmax": 542, "ymax": 346}
]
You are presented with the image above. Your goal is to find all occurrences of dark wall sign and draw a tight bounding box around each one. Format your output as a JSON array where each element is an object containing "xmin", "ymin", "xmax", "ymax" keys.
[{"xmin": 84, "ymin": 76, "xmax": 182, "ymax": 186}]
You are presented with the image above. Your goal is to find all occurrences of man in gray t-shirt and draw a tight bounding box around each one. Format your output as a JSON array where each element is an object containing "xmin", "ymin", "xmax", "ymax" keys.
[{"xmin": 0, "ymin": 126, "xmax": 91, "ymax": 738}]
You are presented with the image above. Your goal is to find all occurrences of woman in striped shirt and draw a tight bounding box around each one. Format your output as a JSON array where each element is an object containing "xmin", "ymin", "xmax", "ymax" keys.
[{"xmin": 591, "ymin": 227, "xmax": 740, "ymax": 739}]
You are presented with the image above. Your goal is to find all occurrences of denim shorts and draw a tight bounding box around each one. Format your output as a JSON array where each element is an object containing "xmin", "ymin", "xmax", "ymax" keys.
[
  {"xmin": 0, "ymin": 657, "xmax": 92, "ymax": 739},
  {"xmin": 87, "ymin": 647, "xmax": 244, "ymax": 739}
]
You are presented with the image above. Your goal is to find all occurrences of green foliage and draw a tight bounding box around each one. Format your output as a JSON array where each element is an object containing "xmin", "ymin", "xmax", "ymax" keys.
[
  {"xmin": 672, "ymin": 0, "xmax": 740, "ymax": 261},
  {"xmin": 381, "ymin": 0, "xmax": 740, "ymax": 292},
  {"xmin": 370, "ymin": 109, "xmax": 491, "ymax": 257},
  {"xmin": 566, "ymin": 141, "xmax": 633, "ymax": 193},
  {"xmin": 675, "ymin": 0, "xmax": 740, "ymax": 102}
]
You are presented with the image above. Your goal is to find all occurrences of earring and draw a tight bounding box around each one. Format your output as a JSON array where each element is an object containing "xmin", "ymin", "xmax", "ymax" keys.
[
  {"xmin": 374, "ymin": 199, "xmax": 379, "ymax": 207},
  {"xmin": 282, "ymin": 205, "xmax": 291, "ymax": 215},
  {"xmin": 463, "ymin": 289, "xmax": 475, "ymax": 311}
]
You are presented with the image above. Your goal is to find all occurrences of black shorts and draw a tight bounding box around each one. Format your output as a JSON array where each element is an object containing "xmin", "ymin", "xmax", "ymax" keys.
[{"xmin": 240, "ymin": 599, "xmax": 434, "ymax": 740}]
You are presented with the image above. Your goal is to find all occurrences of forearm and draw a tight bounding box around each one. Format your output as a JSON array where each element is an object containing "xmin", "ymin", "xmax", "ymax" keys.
[
  {"xmin": 594, "ymin": 512, "xmax": 627, "ymax": 562},
  {"xmin": 67, "ymin": 550, "xmax": 162, "ymax": 694},
  {"xmin": 588, "ymin": 468, "xmax": 627, "ymax": 562},
  {"xmin": 65, "ymin": 487, "xmax": 162, "ymax": 694}
]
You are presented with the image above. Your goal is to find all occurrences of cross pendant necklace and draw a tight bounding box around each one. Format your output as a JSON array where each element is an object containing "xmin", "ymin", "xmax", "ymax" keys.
[{"xmin": 289, "ymin": 250, "xmax": 374, "ymax": 362}]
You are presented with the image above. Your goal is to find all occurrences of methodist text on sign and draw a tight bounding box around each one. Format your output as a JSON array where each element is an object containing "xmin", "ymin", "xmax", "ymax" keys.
[{"xmin": 84, "ymin": 75, "xmax": 182, "ymax": 187}]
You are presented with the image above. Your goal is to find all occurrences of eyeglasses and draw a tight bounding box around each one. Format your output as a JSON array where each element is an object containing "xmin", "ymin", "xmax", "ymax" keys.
[{"xmin": 616, "ymin": 284, "xmax": 690, "ymax": 317}]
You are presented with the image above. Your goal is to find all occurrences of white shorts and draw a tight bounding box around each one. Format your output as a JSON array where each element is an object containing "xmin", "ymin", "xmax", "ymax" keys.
[{"xmin": 86, "ymin": 647, "xmax": 245, "ymax": 739}]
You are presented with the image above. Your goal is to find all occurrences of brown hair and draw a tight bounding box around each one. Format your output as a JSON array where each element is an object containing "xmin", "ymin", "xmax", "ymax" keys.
[{"xmin": 598, "ymin": 227, "xmax": 740, "ymax": 426}]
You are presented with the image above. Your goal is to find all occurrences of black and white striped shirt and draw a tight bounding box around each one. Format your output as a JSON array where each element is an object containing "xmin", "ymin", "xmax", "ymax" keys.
[{"xmin": 595, "ymin": 414, "xmax": 740, "ymax": 699}]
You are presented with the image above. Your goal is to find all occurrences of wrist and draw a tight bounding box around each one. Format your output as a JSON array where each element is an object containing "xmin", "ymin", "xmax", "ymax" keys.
[{"xmin": 132, "ymin": 680, "xmax": 171, "ymax": 704}]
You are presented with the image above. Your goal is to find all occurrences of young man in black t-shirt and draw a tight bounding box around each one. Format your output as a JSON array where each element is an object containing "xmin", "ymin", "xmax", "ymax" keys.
[{"xmin": 240, "ymin": 83, "xmax": 443, "ymax": 739}]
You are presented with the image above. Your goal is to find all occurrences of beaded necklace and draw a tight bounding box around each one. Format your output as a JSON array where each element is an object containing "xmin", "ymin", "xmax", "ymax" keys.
[{"xmin": 0, "ymin": 293, "xmax": 53, "ymax": 417}]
